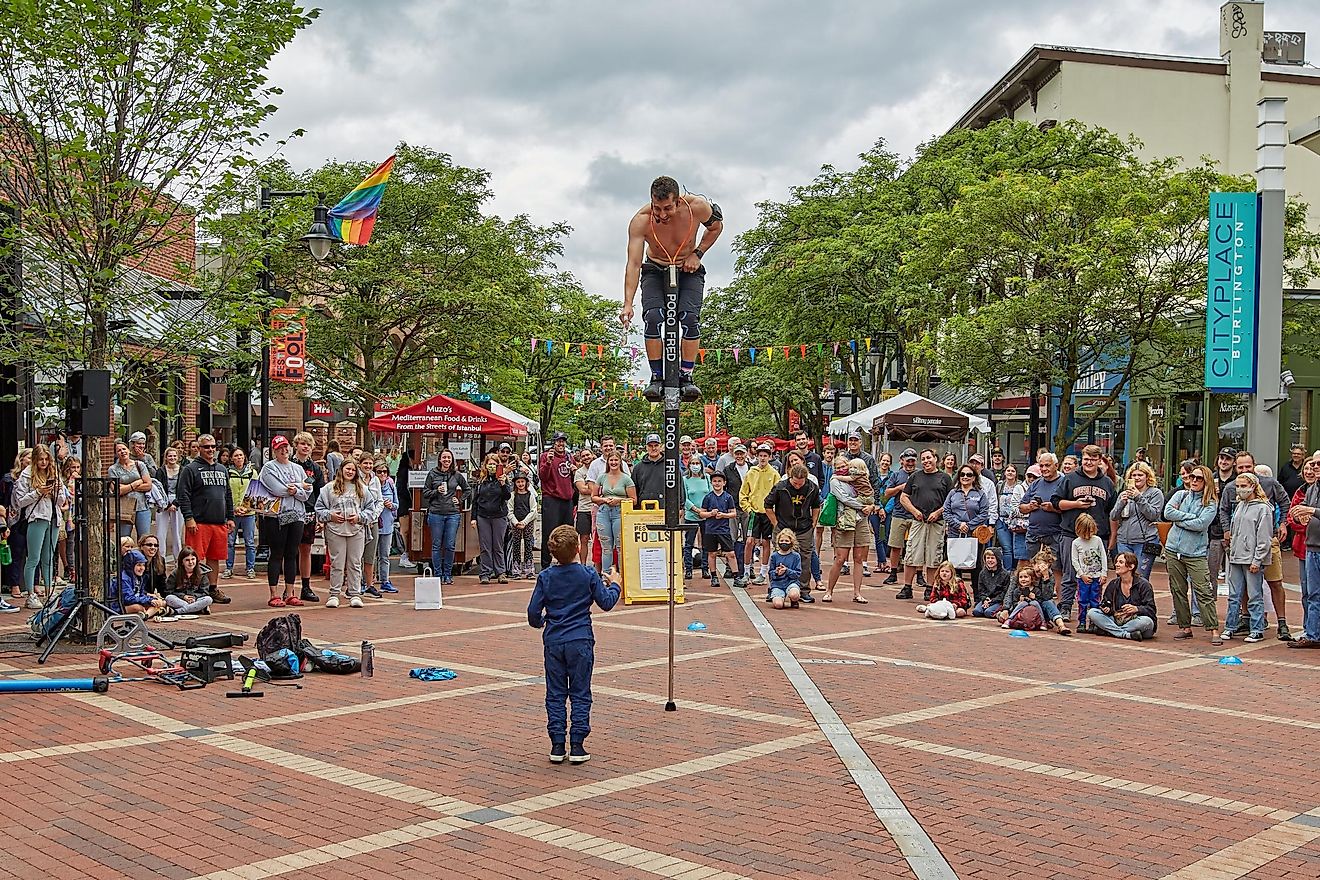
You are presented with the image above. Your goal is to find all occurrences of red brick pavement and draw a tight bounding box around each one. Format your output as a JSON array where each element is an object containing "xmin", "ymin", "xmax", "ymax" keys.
[{"xmin": 0, "ymin": 561, "xmax": 1315, "ymax": 879}]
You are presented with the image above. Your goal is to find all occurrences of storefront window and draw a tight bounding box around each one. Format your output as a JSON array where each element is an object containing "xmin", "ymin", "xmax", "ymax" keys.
[
  {"xmin": 1287, "ymin": 391, "xmax": 1311, "ymax": 453},
  {"xmin": 1214, "ymin": 394, "xmax": 1249, "ymax": 458},
  {"xmin": 1173, "ymin": 396, "xmax": 1204, "ymax": 468},
  {"xmin": 1146, "ymin": 401, "xmax": 1167, "ymax": 483}
]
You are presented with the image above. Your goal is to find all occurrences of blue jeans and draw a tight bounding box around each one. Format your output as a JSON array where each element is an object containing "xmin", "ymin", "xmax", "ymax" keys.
[
  {"xmin": 227, "ymin": 514, "xmax": 256, "ymax": 571},
  {"xmin": 377, "ymin": 528, "xmax": 393, "ymax": 584},
  {"xmin": 870, "ymin": 512, "xmax": 884, "ymax": 566},
  {"xmin": 544, "ymin": 639, "xmax": 594, "ymax": 744},
  {"xmin": 1086, "ymin": 609, "xmax": 1155, "ymax": 639},
  {"xmin": 996, "ymin": 523, "xmax": 1028, "ymax": 572},
  {"xmin": 683, "ymin": 521, "xmax": 707, "ymax": 576},
  {"xmin": 1117, "ymin": 541, "xmax": 1156, "ymax": 580},
  {"xmin": 972, "ymin": 601, "xmax": 1002, "ymax": 618},
  {"xmin": 1302, "ymin": 550, "xmax": 1320, "ymax": 641},
  {"xmin": 595, "ymin": 505, "xmax": 622, "ymax": 573},
  {"xmin": 1224, "ymin": 562, "xmax": 1266, "ymax": 634},
  {"xmin": 1076, "ymin": 578, "xmax": 1102, "ymax": 624},
  {"xmin": 428, "ymin": 513, "xmax": 461, "ymax": 579}
]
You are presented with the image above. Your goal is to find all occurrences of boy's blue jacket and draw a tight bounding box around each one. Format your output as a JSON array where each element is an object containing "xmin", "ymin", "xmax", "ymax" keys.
[
  {"xmin": 109, "ymin": 549, "xmax": 152, "ymax": 612},
  {"xmin": 528, "ymin": 562, "xmax": 620, "ymax": 645}
]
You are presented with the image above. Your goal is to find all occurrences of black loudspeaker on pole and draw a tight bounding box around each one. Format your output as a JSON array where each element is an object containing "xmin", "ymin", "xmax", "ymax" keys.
[{"xmin": 65, "ymin": 369, "xmax": 112, "ymax": 437}]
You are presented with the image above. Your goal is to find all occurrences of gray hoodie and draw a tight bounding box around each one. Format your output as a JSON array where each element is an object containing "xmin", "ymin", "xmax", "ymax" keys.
[
  {"xmin": 1228, "ymin": 499, "xmax": 1273, "ymax": 567},
  {"xmin": 1114, "ymin": 485, "xmax": 1166, "ymax": 545}
]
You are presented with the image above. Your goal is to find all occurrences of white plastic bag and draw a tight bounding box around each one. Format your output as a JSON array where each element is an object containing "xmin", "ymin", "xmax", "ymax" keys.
[{"xmin": 946, "ymin": 536, "xmax": 979, "ymax": 569}]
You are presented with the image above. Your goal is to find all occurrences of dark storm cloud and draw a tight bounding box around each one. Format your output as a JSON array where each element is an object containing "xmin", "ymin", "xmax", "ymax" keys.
[{"xmin": 264, "ymin": 0, "xmax": 1320, "ymax": 297}]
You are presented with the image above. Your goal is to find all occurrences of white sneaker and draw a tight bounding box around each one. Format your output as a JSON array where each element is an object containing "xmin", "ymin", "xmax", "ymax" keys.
[
  {"xmin": 25, "ymin": 594, "xmax": 43, "ymax": 609},
  {"xmin": 862, "ymin": 563, "xmax": 872, "ymax": 577},
  {"xmin": 325, "ymin": 596, "xmax": 340, "ymax": 608},
  {"xmin": 349, "ymin": 596, "xmax": 364, "ymax": 608}
]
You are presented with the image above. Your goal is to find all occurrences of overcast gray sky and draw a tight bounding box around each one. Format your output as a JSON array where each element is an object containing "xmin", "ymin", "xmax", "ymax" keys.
[{"xmin": 262, "ymin": 0, "xmax": 1320, "ymax": 302}]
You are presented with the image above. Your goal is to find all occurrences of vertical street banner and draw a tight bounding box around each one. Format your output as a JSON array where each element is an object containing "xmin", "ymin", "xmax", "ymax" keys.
[
  {"xmin": 703, "ymin": 403, "xmax": 718, "ymax": 437},
  {"xmin": 787, "ymin": 408, "xmax": 800, "ymax": 435},
  {"xmin": 1204, "ymin": 192, "xmax": 1259, "ymax": 393},
  {"xmin": 269, "ymin": 308, "xmax": 307, "ymax": 384}
]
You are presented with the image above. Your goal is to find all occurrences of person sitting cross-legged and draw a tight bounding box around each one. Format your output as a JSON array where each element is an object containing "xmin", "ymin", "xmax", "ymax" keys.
[{"xmin": 1086, "ymin": 551, "xmax": 1158, "ymax": 642}]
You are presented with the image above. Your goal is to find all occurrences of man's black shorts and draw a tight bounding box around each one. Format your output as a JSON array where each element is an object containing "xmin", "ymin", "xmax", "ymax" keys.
[
  {"xmin": 300, "ymin": 518, "xmax": 315, "ymax": 545},
  {"xmin": 703, "ymin": 532, "xmax": 734, "ymax": 554},
  {"xmin": 575, "ymin": 511, "xmax": 593, "ymax": 536},
  {"xmin": 749, "ymin": 513, "xmax": 775, "ymax": 540},
  {"xmin": 639, "ymin": 261, "xmax": 705, "ymax": 320}
]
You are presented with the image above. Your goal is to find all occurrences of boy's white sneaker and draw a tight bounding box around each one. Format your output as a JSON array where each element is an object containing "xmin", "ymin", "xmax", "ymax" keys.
[
  {"xmin": 325, "ymin": 596, "xmax": 340, "ymax": 608},
  {"xmin": 349, "ymin": 596, "xmax": 364, "ymax": 608}
]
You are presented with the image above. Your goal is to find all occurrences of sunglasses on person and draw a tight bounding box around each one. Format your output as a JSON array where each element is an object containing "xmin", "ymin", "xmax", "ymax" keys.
[
  {"xmin": 198, "ymin": 443, "xmax": 216, "ymax": 449},
  {"xmin": 958, "ymin": 471, "xmax": 976, "ymax": 479},
  {"xmin": 1186, "ymin": 474, "xmax": 1205, "ymax": 483},
  {"xmin": 141, "ymin": 541, "xmax": 158, "ymax": 548}
]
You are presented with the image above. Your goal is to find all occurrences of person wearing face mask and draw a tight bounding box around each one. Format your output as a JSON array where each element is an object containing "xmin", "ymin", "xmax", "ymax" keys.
[
  {"xmin": 767, "ymin": 529, "xmax": 802, "ymax": 609},
  {"xmin": 1221, "ymin": 472, "xmax": 1275, "ymax": 643},
  {"xmin": 682, "ymin": 458, "xmax": 712, "ymax": 580}
]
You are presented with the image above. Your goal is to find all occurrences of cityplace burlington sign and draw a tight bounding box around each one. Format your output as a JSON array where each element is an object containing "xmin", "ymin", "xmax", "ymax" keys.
[{"xmin": 1204, "ymin": 192, "xmax": 1259, "ymax": 393}]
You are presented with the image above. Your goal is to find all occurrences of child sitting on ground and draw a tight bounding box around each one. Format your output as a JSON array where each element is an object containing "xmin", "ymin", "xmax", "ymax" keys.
[
  {"xmin": 767, "ymin": 529, "xmax": 802, "ymax": 609},
  {"xmin": 108, "ymin": 549, "xmax": 167, "ymax": 619},
  {"xmin": 1070, "ymin": 513, "xmax": 1108, "ymax": 632},
  {"xmin": 164, "ymin": 547, "xmax": 214, "ymax": 616},
  {"xmin": 1001, "ymin": 550, "xmax": 1072, "ymax": 635},
  {"xmin": 972, "ymin": 548, "xmax": 1008, "ymax": 618},
  {"xmin": 527, "ymin": 524, "xmax": 621, "ymax": 765},
  {"xmin": 916, "ymin": 561, "xmax": 970, "ymax": 619}
]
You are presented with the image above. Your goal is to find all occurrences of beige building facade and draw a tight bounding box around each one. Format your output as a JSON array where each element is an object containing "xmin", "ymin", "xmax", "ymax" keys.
[
  {"xmin": 952, "ymin": 0, "xmax": 1320, "ymax": 479},
  {"xmin": 957, "ymin": 1, "xmax": 1320, "ymax": 229}
]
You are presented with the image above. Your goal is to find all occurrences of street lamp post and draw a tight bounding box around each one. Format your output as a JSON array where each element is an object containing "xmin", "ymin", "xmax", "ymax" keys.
[{"xmin": 243, "ymin": 186, "xmax": 337, "ymax": 464}]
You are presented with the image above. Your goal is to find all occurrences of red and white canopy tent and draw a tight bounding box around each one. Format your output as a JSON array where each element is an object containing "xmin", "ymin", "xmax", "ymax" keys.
[{"xmin": 369, "ymin": 394, "xmax": 528, "ymax": 574}]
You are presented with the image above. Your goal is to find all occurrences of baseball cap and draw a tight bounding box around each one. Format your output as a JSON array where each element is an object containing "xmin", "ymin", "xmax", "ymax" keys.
[
  {"xmin": 1026, "ymin": 464, "xmax": 1042, "ymax": 478},
  {"xmin": 969, "ymin": 453, "xmax": 985, "ymax": 465},
  {"xmin": 680, "ymin": 435, "xmax": 693, "ymax": 444},
  {"xmin": 646, "ymin": 433, "xmax": 661, "ymax": 444},
  {"xmin": 1218, "ymin": 446, "xmax": 1238, "ymax": 459},
  {"xmin": 847, "ymin": 430, "xmax": 863, "ymax": 440},
  {"xmin": 733, "ymin": 444, "xmax": 747, "ymax": 453},
  {"xmin": 900, "ymin": 447, "xmax": 917, "ymax": 460},
  {"xmin": 552, "ymin": 431, "xmax": 568, "ymax": 442},
  {"xmin": 271, "ymin": 435, "xmax": 289, "ymax": 450},
  {"xmin": 757, "ymin": 442, "xmax": 773, "ymax": 453},
  {"xmin": 129, "ymin": 431, "xmax": 146, "ymax": 443},
  {"xmin": 498, "ymin": 442, "xmax": 512, "ymax": 451}
]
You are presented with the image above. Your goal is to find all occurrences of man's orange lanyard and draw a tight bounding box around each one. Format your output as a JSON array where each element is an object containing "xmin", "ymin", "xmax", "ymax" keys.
[{"xmin": 649, "ymin": 196, "xmax": 695, "ymax": 268}]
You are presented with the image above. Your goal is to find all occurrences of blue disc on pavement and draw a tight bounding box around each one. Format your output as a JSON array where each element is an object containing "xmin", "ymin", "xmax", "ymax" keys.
[
  {"xmin": 687, "ymin": 621, "xmax": 707, "ymax": 632},
  {"xmin": 1218, "ymin": 656, "xmax": 1243, "ymax": 665},
  {"xmin": 1008, "ymin": 629, "xmax": 1030, "ymax": 638}
]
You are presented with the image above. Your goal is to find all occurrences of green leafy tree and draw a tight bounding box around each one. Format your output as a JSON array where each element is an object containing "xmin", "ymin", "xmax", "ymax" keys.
[
  {"xmin": 242, "ymin": 144, "xmax": 570, "ymax": 432},
  {"xmin": 0, "ymin": 0, "xmax": 315, "ymax": 602}
]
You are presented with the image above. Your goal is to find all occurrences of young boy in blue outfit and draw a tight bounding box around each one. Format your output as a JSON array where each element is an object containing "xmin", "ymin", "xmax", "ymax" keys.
[
  {"xmin": 767, "ymin": 529, "xmax": 802, "ymax": 609},
  {"xmin": 527, "ymin": 524, "xmax": 621, "ymax": 764},
  {"xmin": 699, "ymin": 471, "xmax": 739, "ymax": 588}
]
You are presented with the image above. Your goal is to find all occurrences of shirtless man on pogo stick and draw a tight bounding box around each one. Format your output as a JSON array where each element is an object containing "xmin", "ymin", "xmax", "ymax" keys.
[{"xmin": 619, "ymin": 176, "xmax": 723, "ymax": 403}]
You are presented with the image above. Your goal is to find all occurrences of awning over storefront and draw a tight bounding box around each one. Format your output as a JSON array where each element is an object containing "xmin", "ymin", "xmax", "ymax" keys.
[{"xmin": 367, "ymin": 394, "xmax": 528, "ymax": 436}]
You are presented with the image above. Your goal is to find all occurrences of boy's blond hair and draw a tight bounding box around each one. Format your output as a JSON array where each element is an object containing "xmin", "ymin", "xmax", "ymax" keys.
[
  {"xmin": 1074, "ymin": 513, "xmax": 1097, "ymax": 541},
  {"xmin": 548, "ymin": 524, "xmax": 580, "ymax": 564},
  {"xmin": 774, "ymin": 528, "xmax": 798, "ymax": 551}
]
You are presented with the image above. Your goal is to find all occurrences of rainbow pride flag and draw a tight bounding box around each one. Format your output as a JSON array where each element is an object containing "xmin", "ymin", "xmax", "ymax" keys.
[{"xmin": 329, "ymin": 155, "xmax": 395, "ymax": 245}]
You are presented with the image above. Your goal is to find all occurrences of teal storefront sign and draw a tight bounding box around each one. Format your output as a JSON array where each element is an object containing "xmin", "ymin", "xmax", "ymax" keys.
[{"xmin": 1204, "ymin": 192, "xmax": 1259, "ymax": 393}]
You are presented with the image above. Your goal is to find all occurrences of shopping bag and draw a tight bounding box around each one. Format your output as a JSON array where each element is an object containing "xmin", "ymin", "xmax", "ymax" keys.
[
  {"xmin": 414, "ymin": 577, "xmax": 444, "ymax": 610},
  {"xmin": 818, "ymin": 494, "xmax": 838, "ymax": 527},
  {"xmin": 946, "ymin": 536, "xmax": 979, "ymax": 569}
]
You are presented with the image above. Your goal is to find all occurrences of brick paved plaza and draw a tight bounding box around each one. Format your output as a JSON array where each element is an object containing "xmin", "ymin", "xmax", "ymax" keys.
[{"xmin": 1, "ymin": 564, "xmax": 1317, "ymax": 880}]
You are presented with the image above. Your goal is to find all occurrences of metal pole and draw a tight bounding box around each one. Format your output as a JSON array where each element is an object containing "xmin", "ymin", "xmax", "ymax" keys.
[
  {"xmin": 1250, "ymin": 97, "xmax": 1286, "ymax": 469},
  {"xmin": 258, "ymin": 185, "xmax": 272, "ymax": 468},
  {"xmin": 663, "ymin": 265, "xmax": 680, "ymax": 713}
]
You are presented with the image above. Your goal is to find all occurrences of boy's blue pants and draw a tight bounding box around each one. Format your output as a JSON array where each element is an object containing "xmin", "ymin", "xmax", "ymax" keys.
[{"xmin": 544, "ymin": 639, "xmax": 594, "ymax": 743}]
